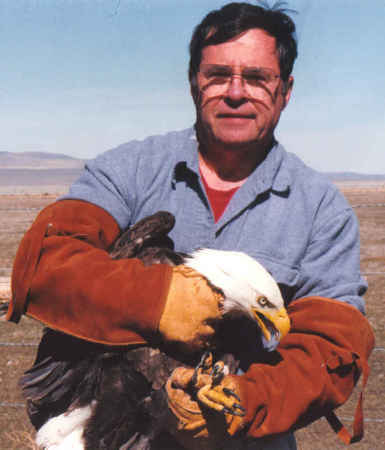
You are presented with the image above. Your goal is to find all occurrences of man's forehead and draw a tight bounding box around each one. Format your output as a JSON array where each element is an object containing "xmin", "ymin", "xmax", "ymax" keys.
[{"xmin": 201, "ymin": 28, "xmax": 279, "ymax": 69}]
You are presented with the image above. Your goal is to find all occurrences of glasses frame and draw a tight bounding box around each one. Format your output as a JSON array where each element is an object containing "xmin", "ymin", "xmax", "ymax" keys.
[{"xmin": 198, "ymin": 64, "xmax": 282, "ymax": 99}]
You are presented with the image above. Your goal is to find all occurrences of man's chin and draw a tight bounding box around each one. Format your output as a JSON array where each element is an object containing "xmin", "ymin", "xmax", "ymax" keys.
[
  {"xmin": 212, "ymin": 133, "xmax": 262, "ymax": 150},
  {"xmin": 195, "ymin": 121, "xmax": 271, "ymax": 152}
]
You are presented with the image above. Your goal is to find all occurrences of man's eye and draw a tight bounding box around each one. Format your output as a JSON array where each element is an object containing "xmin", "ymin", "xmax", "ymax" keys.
[
  {"xmin": 243, "ymin": 73, "xmax": 268, "ymax": 85},
  {"xmin": 207, "ymin": 71, "xmax": 230, "ymax": 80}
]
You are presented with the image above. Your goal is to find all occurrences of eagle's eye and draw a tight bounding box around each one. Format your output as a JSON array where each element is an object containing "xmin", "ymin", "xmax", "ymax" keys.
[{"xmin": 258, "ymin": 296, "xmax": 269, "ymax": 307}]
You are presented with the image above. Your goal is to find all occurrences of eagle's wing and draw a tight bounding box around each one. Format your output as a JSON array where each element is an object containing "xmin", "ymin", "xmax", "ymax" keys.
[{"xmin": 21, "ymin": 211, "xmax": 188, "ymax": 449}]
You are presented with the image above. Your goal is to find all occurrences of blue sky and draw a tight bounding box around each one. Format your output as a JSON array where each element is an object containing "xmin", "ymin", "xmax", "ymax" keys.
[{"xmin": 1, "ymin": 0, "xmax": 384, "ymax": 173}]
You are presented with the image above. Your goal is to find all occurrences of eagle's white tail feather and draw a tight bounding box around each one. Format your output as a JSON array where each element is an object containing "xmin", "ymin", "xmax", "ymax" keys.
[{"xmin": 36, "ymin": 403, "xmax": 94, "ymax": 450}]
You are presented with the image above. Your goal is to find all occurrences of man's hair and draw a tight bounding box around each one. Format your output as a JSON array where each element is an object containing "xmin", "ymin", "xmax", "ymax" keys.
[{"xmin": 189, "ymin": 1, "xmax": 298, "ymax": 89}]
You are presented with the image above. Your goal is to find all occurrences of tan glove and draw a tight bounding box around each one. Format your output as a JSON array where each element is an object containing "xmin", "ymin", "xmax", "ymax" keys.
[
  {"xmin": 166, "ymin": 366, "xmax": 245, "ymax": 449},
  {"xmin": 158, "ymin": 265, "xmax": 223, "ymax": 353}
]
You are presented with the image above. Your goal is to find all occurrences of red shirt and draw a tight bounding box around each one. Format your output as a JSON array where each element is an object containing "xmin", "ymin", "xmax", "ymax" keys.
[{"xmin": 201, "ymin": 175, "xmax": 239, "ymax": 222}]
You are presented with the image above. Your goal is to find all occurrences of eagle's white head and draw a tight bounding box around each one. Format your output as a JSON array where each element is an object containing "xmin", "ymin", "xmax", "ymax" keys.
[{"xmin": 185, "ymin": 248, "xmax": 290, "ymax": 350}]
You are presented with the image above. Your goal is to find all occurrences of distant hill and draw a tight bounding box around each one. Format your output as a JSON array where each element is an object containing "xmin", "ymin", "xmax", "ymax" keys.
[
  {"xmin": 0, "ymin": 151, "xmax": 85, "ymax": 169},
  {"xmin": 325, "ymin": 172, "xmax": 385, "ymax": 182},
  {"xmin": 0, "ymin": 151, "xmax": 384, "ymax": 181}
]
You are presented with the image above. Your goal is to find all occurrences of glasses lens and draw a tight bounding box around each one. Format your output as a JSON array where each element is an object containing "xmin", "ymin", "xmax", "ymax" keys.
[{"xmin": 199, "ymin": 65, "xmax": 280, "ymax": 98}]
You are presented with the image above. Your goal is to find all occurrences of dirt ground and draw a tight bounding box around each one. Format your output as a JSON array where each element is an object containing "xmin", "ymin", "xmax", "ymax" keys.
[{"xmin": 0, "ymin": 185, "xmax": 384, "ymax": 449}]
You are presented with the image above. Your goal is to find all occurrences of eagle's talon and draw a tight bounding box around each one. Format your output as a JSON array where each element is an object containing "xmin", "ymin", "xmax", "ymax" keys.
[
  {"xmin": 200, "ymin": 351, "xmax": 213, "ymax": 372},
  {"xmin": 223, "ymin": 406, "xmax": 246, "ymax": 417},
  {"xmin": 222, "ymin": 387, "xmax": 241, "ymax": 402},
  {"xmin": 191, "ymin": 351, "xmax": 213, "ymax": 387},
  {"xmin": 235, "ymin": 403, "xmax": 246, "ymax": 413}
]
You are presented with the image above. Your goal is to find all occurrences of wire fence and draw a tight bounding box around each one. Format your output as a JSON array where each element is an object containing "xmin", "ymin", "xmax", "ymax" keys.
[
  {"xmin": 352, "ymin": 203, "xmax": 385, "ymax": 208},
  {"xmin": 0, "ymin": 207, "xmax": 42, "ymax": 211},
  {"xmin": 1, "ymin": 201, "xmax": 384, "ymax": 438}
]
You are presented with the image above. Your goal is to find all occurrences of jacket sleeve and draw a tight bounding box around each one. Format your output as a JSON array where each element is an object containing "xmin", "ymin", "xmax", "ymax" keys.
[
  {"xmin": 295, "ymin": 185, "xmax": 367, "ymax": 312},
  {"xmin": 7, "ymin": 199, "xmax": 173, "ymax": 346},
  {"xmin": 235, "ymin": 296, "xmax": 375, "ymax": 440}
]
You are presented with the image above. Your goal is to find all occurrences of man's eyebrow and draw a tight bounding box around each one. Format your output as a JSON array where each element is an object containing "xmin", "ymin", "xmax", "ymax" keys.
[
  {"xmin": 201, "ymin": 64, "xmax": 275, "ymax": 72},
  {"xmin": 201, "ymin": 64, "xmax": 231, "ymax": 70}
]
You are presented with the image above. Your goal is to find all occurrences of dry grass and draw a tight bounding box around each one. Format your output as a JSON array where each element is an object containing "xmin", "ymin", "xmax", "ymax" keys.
[
  {"xmin": 0, "ymin": 186, "xmax": 384, "ymax": 449},
  {"xmin": 2, "ymin": 429, "xmax": 38, "ymax": 450}
]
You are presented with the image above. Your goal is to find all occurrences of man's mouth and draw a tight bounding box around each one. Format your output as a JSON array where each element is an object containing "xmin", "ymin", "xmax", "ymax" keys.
[{"xmin": 217, "ymin": 113, "xmax": 255, "ymax": 119}]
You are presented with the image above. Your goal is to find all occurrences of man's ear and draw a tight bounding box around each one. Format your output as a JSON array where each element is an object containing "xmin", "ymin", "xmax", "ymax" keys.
[
  {"xmin": 190, "ymin": 80, "xmax": 200, "ymax": 108},
  {"xmin": 282, "ymin": 75, "xmax": 294, "ymax": 109}
]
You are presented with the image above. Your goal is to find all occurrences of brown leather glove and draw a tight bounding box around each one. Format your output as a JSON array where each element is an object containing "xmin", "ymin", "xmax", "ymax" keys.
[
  {"xmin": 159, "ymin": 266, "xmax": 223, "ymax": 354},
  {"xmin": 8, "ymin": 200, "xmax": 172, "ymax": 345},
  {"xmin": 237, "ymin": 297, "xmax": 374, "ymax": 441},
  {"xmin": 9, "ymin": 200, "xmax": 222, "ymax": 352}
]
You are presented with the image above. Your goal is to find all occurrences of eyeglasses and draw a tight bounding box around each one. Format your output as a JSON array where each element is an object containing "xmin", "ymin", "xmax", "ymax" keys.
[{"xmin": 198, "ymin": 64, "xmax": 281, "ymax": 98}]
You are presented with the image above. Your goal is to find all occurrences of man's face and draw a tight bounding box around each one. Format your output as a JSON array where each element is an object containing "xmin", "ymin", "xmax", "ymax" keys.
[{"xmin": 194, "ymin": 28, "xmax": 293, "ymax": 151}]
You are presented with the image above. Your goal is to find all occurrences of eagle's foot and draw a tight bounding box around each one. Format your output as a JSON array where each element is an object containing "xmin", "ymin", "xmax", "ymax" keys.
[
  {"xmin": 197, "ymin": 383, "xmax": 245, "ymax": 417},
  {"xmin": 191, "ymin": 353, "xmax": 244, "ymax": 417}
]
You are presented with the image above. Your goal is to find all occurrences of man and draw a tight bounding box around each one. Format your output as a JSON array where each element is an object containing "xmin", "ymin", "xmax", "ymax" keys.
[{"xmin": 8, "ymin": 2, "xmax": 374, "ymax": 449}]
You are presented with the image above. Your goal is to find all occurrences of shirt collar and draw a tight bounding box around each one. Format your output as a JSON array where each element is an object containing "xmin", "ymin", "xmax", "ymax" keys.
[
  {"xmin": 172, "ymin": 127, "xmax": 292, "ymax": 195},
  {"xmin": 246, "ymin": 142, "xmax": 291, "ymax": 195}
]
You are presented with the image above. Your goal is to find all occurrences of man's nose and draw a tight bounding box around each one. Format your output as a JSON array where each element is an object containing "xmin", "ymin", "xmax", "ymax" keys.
[{"xmin": 225, "ymin": 75, "xmax": 247, "ymax": 103}]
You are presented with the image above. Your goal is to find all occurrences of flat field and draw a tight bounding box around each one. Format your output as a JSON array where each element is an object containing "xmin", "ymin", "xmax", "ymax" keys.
[{"xmin": 0, "ymin": 184, "xmax": 384, "ymax": 449}]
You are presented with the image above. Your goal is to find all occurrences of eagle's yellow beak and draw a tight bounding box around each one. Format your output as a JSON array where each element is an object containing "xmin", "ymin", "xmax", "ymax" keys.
[{"xmin": 252, "ymin": 307, "xmax": 291, "ymax": 342}]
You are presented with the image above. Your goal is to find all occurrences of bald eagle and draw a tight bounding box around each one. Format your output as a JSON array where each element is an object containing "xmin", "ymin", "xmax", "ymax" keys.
[{"xmin": 18, "ymin": 211, "xmax": 289, "ymax": 450}]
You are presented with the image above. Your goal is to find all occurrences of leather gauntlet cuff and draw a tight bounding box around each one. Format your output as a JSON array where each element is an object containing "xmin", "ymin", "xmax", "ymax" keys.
[
  {"xmin": 8, "ymin": 200, "xmax": 173, "ymax": 346},
  {"xmin": 236, "ymin": 297, "xmax": 374, "ymax": 441}
]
